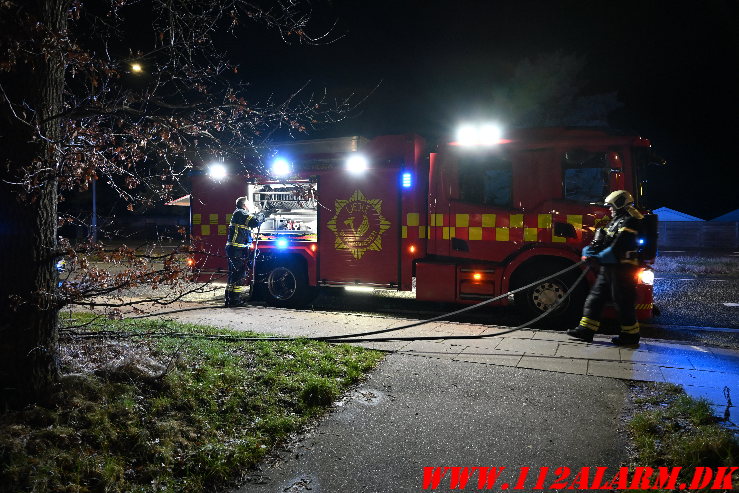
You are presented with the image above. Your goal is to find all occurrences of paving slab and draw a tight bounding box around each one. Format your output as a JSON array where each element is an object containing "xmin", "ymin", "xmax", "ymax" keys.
[
  {"xmin": 517, "ymin": 355, "xmax": 588, "ymax": 375},
  {"xmin": 681, "ymin": 385, "xmax": 735, "ymax": 407},
  {"xmin": 555, "ymin": 342, "xmax": 622, "ymax": 361},
  {"xmin": 454, "ymin": 346, "xmax": 523, "ymax": 367},
  {"xmin": 587, "ymin": 360, "xmax": 666, "ymax": 382},
  {"xmin": 496, "ymin": 338, "xmax": 560, "ymax": 356}
]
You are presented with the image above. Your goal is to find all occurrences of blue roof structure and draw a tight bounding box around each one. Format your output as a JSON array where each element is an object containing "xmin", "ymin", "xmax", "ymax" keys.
[
  {"xmin": 652, "ymin": 207, "xmax": 704, "ymax": 221},
  {"xmin": 711, "ymin": 209, "xmax": 739, "ymax": 222}
]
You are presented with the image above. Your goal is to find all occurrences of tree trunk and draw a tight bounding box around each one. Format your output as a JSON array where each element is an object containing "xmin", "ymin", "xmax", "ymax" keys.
[{"xmin": 0, "ymin": 0, "xmax": 66, "ymax": 408}]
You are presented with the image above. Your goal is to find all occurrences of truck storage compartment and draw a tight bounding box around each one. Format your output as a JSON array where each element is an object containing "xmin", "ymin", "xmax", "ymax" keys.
[{"xmin": 415, "ymin": 262, "xmax": 456, "ymax": 302}]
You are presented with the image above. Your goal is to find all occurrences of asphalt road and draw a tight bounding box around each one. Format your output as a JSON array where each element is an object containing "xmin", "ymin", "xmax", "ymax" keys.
[{"xmin": 236, "ymin": 354, "xmax": 629, "ymax": 493}]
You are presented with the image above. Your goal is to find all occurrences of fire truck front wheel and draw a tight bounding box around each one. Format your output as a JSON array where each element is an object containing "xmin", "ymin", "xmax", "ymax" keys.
[
  {"xmin": 264, "ymin": 260, "xmax": 314, "ymax": 308},
  {"xmin": 512, "ymin": 260, "xmax": 586, "ymax": 327}
]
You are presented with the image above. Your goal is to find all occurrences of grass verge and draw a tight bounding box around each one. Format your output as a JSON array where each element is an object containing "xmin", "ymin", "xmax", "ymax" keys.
[
  {"xmin": 627, "ymin": 383, "xmax": 739, "ymax": 491},
  {"xmin": 0, "ymin": 314, "xmax": 384, "ymax": 493}
]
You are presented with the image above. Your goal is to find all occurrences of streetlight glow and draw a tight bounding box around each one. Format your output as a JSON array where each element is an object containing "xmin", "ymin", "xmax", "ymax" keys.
[{"xmin": 131, "ymin": 63, "xmax": 143, "ymax": 73}]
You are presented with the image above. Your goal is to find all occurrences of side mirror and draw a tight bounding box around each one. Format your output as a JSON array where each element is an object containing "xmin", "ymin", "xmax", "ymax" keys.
[{"xmin": 648, "ymin": 150, "xmax": 667, "ymax": 166}]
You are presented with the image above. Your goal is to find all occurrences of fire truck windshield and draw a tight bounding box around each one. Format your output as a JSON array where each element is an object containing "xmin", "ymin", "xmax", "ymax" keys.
[
  {"xmin": 562, "ymin": 149, "xmax": 609, "ymax": 204},
  {"xmin": 457, "ymin": 154, "xmax": 513, "ymax": 206}
]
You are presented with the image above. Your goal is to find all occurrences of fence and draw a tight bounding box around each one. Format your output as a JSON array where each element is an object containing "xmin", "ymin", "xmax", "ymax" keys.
[{"xmin": 657, "ymin": 222, "xmax": 739, "ymax": 249}]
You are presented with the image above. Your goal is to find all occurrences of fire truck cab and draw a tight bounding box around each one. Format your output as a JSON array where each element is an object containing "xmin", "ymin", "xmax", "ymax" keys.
[{"xmin": 190, "ymin": 127, "xmax": 657, "ymax": 322}]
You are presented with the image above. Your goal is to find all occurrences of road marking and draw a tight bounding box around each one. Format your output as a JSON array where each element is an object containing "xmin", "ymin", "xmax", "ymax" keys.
[
  {"xmin": 724, "ymin": 303, "xmax": 739, "ymax": 307},
  {"xmin": 708, "ymin": 279, "xmax": 729, "ymax": 282}
]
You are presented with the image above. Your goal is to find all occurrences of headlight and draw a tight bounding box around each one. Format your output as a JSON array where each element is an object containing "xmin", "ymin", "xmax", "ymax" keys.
[{"xmin": 637, "ymin": 268, "xmax": 654, "ymax": 285}]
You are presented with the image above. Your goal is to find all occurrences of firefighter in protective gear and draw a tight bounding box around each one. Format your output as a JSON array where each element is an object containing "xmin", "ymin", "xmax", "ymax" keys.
[
  {"xmin": 225, "ymin": 196, "xmax": 261, "ymax": 307},
  {"xmin": 567, "ymin": 190, "xmax": 644, "ymax": 346}
]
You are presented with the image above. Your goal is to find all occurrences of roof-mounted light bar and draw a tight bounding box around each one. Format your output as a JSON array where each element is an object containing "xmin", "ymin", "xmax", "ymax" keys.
[{"xmin": 454, "ymin": 123, "xmax": 506, "ymax": 147}]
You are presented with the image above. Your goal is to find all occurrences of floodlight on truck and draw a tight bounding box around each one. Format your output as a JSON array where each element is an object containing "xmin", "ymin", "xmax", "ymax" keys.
[
  {"xmin": 208, "ymin": 163, "xmax": 227, "ymax": 180},
  {"xmin": 346, "ymin": 154, "xmax": 368, "ymax": 174},
  {"xmin": 271, "ymin": 158, "xmax": 291, "ymax": 178},
  {"xmin": 454, "ymin": 123, "xmax": 504, "ymax": 147}
]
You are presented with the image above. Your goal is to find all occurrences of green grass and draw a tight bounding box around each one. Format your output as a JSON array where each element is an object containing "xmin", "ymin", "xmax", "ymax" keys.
[
  {"xmin": 0, "ymin": 315, "xmax": 384, "ymax": 493},
  {"xmin": 628, "ymin": 383, "xmax": 739, "ymax": 492}
]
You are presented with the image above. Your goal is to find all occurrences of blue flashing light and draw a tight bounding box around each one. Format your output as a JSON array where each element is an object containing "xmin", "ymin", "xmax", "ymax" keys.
[
  {"xmin": 401, "ymin": 172, "xmax": 412, "ymax": 189},
  {"xmin": 638, "ymin": 238, "xmax": 645, "ymax": 245},
  {"xmin": 276, "ymin": 238, "xmax": 289, "ymax": 249}
]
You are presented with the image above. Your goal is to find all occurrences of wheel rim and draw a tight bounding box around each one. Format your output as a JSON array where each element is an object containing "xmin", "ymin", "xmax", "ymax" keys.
[
  {"xmin": 531, "ymin": 281, "xmax": 567, "ymax": 312},
  {"xmin": 267, "ymin": 267, "xmax": 297, "ymax": 300}
]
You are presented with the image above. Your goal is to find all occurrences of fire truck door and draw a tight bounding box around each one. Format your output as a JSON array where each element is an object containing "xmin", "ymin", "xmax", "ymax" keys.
[{"xmin": 318, "ymin": 168, "xmax": 400, "ymax": 286}]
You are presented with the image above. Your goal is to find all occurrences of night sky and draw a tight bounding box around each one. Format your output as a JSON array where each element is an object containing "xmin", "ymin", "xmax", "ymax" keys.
[{"xmin": 237, "ymin": 0, "xmax": 738, "ymax": 220}]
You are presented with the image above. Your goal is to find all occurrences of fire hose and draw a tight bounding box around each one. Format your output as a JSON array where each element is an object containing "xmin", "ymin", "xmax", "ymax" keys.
[{"xmin": 114, "ymin": 259, "xmax": 590, "ymax": 344}]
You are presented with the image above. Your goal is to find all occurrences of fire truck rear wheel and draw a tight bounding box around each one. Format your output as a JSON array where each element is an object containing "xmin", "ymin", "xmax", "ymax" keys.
[
  {"xmin": 264, "ymin": 261, "xmax": 313, "ymax": 308},
  {"xmin": 512, "ymin": 261, "xmax": 586, "ymax": 327}
]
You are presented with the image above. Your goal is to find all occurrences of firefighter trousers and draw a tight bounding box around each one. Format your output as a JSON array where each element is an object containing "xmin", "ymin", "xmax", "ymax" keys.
[
  {"xmin": 225, "ymin": 246, "xmax": 251, "ymax": 304},
  {"xmin": 581, "ymin": 264, "xmax": 640, "ymax": 334}
]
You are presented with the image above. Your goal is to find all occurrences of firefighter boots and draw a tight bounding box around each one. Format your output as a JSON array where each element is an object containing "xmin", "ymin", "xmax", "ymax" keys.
[
  {"xmin": 566, "ymin": 325, "xmax": 595, "ymax": 342},
  {"xmin": 611, "ymin": 332, "xmax": 640, "ymax": 347}
]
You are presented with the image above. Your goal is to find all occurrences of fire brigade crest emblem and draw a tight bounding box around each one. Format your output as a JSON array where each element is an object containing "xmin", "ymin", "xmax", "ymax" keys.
[{"xmin": 327, "ymin": 190, "xmax": 390, "ymax": 259}]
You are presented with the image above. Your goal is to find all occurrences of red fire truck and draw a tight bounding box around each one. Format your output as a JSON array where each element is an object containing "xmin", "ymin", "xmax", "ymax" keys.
[{"xmin": 190, "ymin": 126, "xmax": 658, "ymax": 322}]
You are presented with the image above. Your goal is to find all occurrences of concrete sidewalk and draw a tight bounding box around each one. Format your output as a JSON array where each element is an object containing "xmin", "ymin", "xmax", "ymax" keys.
[{"xmin": 162, "ymin": 303, "xmax": 738, "ymax": 414}]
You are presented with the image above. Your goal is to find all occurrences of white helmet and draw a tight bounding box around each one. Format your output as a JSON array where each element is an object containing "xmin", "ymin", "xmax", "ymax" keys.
[{"xmin": 604, "ymin": 190, "xmax": 634, "ymax": 210}]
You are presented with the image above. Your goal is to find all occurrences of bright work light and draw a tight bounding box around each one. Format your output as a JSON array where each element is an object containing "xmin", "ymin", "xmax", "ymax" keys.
[
  {"xmin": 345, "ymin": 286, "xmax": 374, "ymax": 293},
  {"xmin": 271, "ymin": 158, "xmax": 291, "ymax": 178},
  {"xmin": 208, "ymin": 163, "xmax": 227, "ymax": 180},
  {"xmin": 456, "ymin": 123, "xmax": 503, "ymax": 146},
  {"xmin": 456, "ymin": 125, "xmax": 478, "ymax": 146},
  {"xmin": 346, "ymin": 154, "xmax": 368, "ymax": 174},
  {"xmin": 479, "ymin": 124, "xmax": 502, "ymax": 145}
]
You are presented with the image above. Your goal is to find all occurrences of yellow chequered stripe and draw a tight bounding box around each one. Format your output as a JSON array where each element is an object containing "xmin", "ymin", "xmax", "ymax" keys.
[
  {"xmin": 635, "ymin": 304, "xmax": 654, "ymax": 310},
  {"xmin": 400, "ymin": 212, "xmax": 601, "ymax": 243}
]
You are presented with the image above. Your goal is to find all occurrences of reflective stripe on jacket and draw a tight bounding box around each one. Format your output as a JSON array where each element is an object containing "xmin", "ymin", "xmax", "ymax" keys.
[{"xmin": 226, "ymin": 209, "xmax": 260, "ymax": 248}]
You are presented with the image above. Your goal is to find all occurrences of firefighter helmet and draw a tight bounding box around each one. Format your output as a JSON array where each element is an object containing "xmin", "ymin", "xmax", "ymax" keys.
[{"xmin": 604, "ymin": 190, "xmax": 634, "ymax": 209}]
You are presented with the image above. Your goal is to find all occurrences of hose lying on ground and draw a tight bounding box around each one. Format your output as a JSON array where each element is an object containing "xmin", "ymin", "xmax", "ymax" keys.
[{"xmin": 66, "ymin": 260, "xmax": 589, "ymax": 344}]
